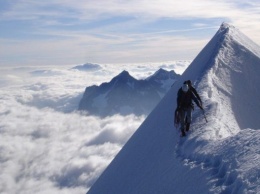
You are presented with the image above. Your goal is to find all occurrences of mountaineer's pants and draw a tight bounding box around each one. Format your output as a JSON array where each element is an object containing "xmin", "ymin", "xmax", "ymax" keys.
[{"xmin": 180, "ymin": 107, "xmax": 192, "ymax": 131}]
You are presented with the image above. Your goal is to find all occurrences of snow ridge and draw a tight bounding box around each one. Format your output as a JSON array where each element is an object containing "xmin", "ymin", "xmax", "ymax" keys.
[{"xmin": 86, "ymin": 23, "xmax": 260, "ymax": 194}]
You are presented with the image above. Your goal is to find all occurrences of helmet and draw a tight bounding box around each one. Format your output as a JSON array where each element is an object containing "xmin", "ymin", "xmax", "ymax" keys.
[
  {"xmin": 186, "ymin": 80, "xmax": 192, "ymax": 85},
  {"xmin": 182, "ymin": 84, "xmax": 189, "ymax": 93},
  {"xmin": 184, "ymin": 80, "xmax": 192, "ymax": 85}
]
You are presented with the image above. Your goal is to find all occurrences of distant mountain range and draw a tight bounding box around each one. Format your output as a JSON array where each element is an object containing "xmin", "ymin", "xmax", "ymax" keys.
[
  {"xmin": 78, "ymin": 68, "xmax": 180, "ymax": 116},
  {"xmin": 71, "ymin": 63, "xmax": 102, "ymax": 71}
]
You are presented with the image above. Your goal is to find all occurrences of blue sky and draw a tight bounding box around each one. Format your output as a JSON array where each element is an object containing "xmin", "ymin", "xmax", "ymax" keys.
[{"xmin": 0, "ymin": 0, "xmax": 260, "ymax": 67}]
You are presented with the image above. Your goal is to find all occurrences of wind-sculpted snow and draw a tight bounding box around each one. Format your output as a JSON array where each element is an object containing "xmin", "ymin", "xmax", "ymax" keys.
[{"xmin": 87, "ymin": 23, "xmax": 260, "ymax": 194}]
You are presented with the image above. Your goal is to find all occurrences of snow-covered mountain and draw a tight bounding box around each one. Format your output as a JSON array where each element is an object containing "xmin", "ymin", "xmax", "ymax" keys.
[
  {"xmin": 146, "ymin": 68, "xmax": 180, "ymax": 90},
  {"xmin": 86, "ymin": 23, "xmax": 260, "ymax": 194},
  {"xmin": 79, "ymin": 69, "xmax": 180, "ymax": 116}
]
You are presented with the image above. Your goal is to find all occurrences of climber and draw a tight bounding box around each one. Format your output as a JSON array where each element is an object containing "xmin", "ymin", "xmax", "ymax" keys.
[
  {"xmin": 184, "ymin": 80, "xmax": 202, "ymax": 105},
  {"xmin": 176, "ymin": 83, "xmax": 203, "ymax": 136}
]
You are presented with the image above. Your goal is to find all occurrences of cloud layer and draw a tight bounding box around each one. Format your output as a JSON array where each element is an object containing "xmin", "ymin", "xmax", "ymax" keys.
[
  {"xmin": 0, "ymin": 104, "xmax": 144, "ymax": 193},
  {"xmin": 0, "ymin": 62, "xmax": 188, "ymax": 193}
]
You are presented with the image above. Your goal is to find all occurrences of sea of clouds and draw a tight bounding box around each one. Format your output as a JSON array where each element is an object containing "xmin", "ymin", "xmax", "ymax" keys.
[{"xmin": 0, "ymin": 61, "xmax": 189, "ymax": 194}]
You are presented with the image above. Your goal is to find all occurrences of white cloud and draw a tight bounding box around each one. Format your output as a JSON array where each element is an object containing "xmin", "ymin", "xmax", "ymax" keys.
[
  {"xmin": 0, "ymin": 32, "xmax": 201, "ymax": 66},
  {"xmin": 1, "ymin": 0, "xmax": 260, "ymax": 66},
  {"xmin": 0, "ymin": 63, "xmax": 189, "ymax": 193},
  {"xmin": 20, "ymin": 0, "xmax": 254, "ymax": 23},
  {"xmin": 0, "ymin": 90, "xmax": 145, "ymax": 193}
]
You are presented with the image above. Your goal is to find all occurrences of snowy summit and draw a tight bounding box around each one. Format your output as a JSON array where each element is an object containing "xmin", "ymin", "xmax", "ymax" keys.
[{"xmin": 86, "ymin": 23, "xmax": 260, "ymax": 194}]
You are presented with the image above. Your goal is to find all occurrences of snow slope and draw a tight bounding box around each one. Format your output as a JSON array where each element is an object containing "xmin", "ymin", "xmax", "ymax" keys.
[{"xmin": 86, "ymin": 23, "xmax": 260, "ymax": 194}]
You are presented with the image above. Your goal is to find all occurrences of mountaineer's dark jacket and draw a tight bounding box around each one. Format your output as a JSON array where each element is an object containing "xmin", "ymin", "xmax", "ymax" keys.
[{"xmin": 177, "ymin": 88, "xmax": 200, "ymax": 110}]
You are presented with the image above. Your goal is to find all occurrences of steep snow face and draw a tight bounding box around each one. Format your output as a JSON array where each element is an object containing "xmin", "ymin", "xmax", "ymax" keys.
[
  {"xmin": 86, "ymin": 23, "xmax": 260, "ymax": 194},
  {"xmin": 196, "ymin": 23, "xmax": 260, "ymax": 140},
  {"xmin": 219, "ymin": 25, "xmax": 260, "ymax": 130}
]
